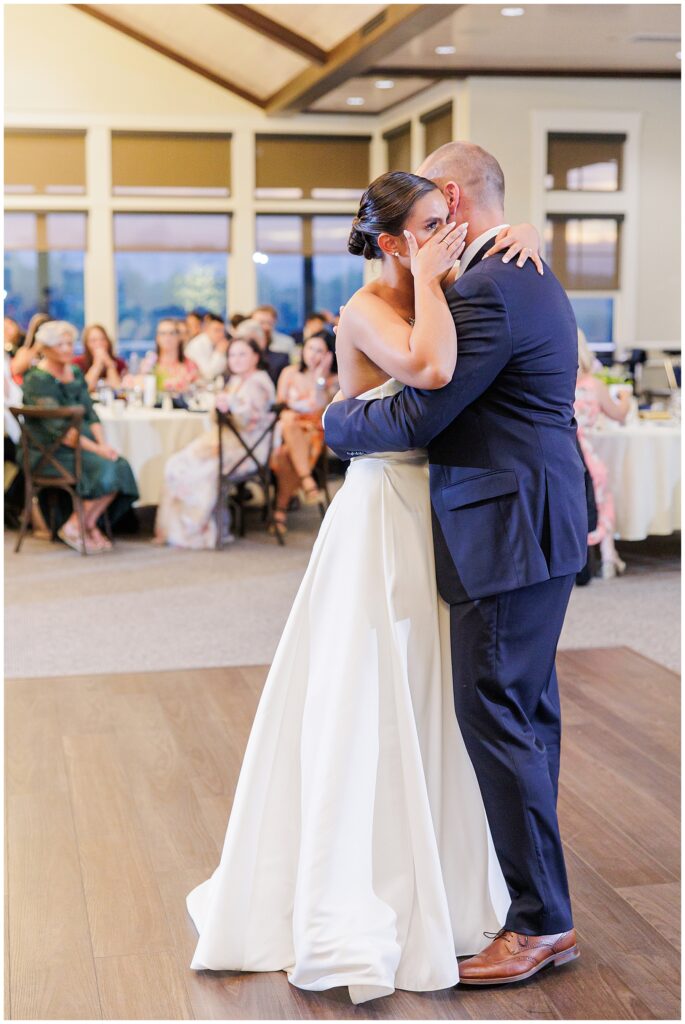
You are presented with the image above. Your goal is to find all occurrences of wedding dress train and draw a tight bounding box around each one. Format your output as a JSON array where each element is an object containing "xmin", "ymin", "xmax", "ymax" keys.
[{"xmin": 187, "ymin": 378, "xmax": 510, "ymax": 1003}]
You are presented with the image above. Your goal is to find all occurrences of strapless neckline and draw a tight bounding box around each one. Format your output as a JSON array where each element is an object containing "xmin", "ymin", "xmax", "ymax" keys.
[{"xmin": 356, "ymin": 378, "xmax": 404, "ymax": 402}]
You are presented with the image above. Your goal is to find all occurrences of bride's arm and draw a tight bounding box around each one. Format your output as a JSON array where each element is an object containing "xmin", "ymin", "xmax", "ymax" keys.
[
  {"xmin": 483, "ymin": 223, "xmax": 544, "ymax": 274},
  {"xmin": 337, "ymin": 222, "xmax": 465, "ymax": 391}
]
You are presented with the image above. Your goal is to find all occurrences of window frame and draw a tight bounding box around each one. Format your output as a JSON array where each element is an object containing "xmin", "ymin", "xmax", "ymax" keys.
[{"xmin": 531, "ymin": 110, "xmax": 641, "ymax": 351}]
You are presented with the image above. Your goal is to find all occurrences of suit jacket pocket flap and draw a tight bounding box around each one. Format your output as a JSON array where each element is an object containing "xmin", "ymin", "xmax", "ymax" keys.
[{"xmin": 442, "ymin": 470, "xmax": 518, "ymax": 510}]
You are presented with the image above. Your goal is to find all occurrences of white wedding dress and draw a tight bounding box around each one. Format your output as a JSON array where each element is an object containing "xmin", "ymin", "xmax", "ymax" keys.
[{"xmin": 187, "ymin": 378, "xmax": 510, "ymax": 1003}]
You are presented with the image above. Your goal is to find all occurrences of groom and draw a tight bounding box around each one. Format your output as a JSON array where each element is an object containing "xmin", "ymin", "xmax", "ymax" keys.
[{"xmin": 325, "ymin": 142, "xmax": 587, "ymax": 985}]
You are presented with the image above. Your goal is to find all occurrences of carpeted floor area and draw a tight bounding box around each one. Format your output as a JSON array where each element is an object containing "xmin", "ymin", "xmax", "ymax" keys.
[{"xmin": 4, "ymin": 516, "xmax": 680, "ymax": 679}]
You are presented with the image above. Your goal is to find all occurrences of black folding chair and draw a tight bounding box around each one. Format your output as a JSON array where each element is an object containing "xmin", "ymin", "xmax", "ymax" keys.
[
  {"xmin": 215, "ymin": 405, "xmax": 282, "ymax": 548},
  {"xmin": 10, "ymin": 405, "xmax": 89, "ymax": 554}
]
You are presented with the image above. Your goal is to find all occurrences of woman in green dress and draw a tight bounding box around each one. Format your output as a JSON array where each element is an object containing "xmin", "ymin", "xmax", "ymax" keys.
[{"xmin": 21, "ymin": 321, "xmax": 139, "ymax": 553}]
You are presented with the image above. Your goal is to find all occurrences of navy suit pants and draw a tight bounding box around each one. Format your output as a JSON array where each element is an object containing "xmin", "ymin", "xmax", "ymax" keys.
[{"xmin": 449, "ymin": 572, "xmax": 575, "ymax": 935}]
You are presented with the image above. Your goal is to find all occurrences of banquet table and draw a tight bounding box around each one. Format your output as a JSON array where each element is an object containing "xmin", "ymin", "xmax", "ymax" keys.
[
  {"xmin": 96, "ymin": 405, "xmax": 212, "ymax": 506},
  {"xmin": 586, "ymin": 418, "xmax": 681, "ymax": 541}
]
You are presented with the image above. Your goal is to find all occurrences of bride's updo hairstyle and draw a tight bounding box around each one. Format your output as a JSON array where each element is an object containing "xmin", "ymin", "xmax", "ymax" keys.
[{"xmin": 348, "ymin": 171, "xmax": 440, "ymax": 260}]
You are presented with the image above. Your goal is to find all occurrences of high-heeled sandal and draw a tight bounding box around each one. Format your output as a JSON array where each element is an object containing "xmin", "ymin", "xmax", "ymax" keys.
[
  {"xmin": 268, "ymin": 510, "xmax": 288, "ymax": 538},
  {"xmin": 299, "ymin": 480, "xmax": 324, "ymax": 506}
]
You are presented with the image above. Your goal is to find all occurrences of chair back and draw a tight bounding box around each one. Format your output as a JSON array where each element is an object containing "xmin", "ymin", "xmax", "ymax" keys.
[
  {"xmin": 10, "ymin": 405, "xmax": 85, "ymax": 488},
  {"xmin": 637, "ymin": 359, "xmax": 678, "ymax": 399},
  {"xmin": 216, "ymin": 405, "xmax": 280, "ymax": 482}
]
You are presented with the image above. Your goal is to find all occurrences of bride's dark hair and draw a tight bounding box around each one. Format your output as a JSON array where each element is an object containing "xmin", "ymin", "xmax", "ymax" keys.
[{"xmin": 348, "ymin": 171, "xmax": 439, "ymax": 260}]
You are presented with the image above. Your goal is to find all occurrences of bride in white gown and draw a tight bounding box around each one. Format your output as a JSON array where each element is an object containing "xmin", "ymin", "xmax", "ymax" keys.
[{"xmin": 187, "ymin": 172, "xmax": 539, "ymax": 1003}]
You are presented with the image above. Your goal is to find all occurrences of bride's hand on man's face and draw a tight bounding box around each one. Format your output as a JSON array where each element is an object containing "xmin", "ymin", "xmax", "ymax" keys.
[
  {"xmin": 484, "ymin": 224, "xmax": 544, "ymax": 275},
  {"xmin": 404, "ymin": 221, "xmax": 468, "ymax": 286}
]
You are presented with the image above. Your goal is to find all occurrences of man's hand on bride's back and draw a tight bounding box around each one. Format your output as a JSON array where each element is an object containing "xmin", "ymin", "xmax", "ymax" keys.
[{"xmin": 405, "ymin": 222, "xmax": 467, "ymax": 287}]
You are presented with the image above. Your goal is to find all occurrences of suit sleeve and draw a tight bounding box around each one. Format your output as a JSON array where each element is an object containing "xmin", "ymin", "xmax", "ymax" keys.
[{"xmin": 324, "ymin": 273, "xmax": 513, "ymax": 457}]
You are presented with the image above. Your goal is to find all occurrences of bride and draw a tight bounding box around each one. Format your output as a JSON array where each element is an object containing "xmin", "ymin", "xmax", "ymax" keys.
[{"xmin": 187, "ymin": 170, "xmax": 542, "ymax": 1004}]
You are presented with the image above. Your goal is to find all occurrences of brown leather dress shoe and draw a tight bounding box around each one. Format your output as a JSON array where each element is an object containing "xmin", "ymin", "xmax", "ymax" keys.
[{"xmin": 458, "ymin": 928, "xmax": 579, "ymax": 985}]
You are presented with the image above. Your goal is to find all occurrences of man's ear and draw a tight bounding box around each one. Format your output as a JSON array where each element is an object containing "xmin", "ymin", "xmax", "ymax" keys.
[
  {"xmin": 377, "ymin": 231, "xmax": 402, "ymax": 258},
  {"xmin": 444, "ymin": 181, "xmax": 460, "ymax": 220}
]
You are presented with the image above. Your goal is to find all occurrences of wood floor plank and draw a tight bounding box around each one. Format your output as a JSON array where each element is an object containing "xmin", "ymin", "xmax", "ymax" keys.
[
  {"xmin": 616, "ymin": 882, "xmax": 681, "ymax": 949},
  {"xmin": 6, "ymin": 648, "xmax": 679, "ymax": 1020},
  {"xmin": 63, "ymin": 733, "xmax": 174, "ymax": 958},
  {"xmin": 5, "ymin": 685, "xmax": 68, "ymax": 797},
  {"xmin": 114, "ymin": 722, "xmax": 220, "ymax": 874},
  {"xmin": 559, "ymin": 735, "xmax": 679, "ymax": 878},
  {"xmin": 565, "ymin": 847, "xmax": 680, "ymax": 1019},
  {"xmin": 557, "ymin": 784, "xmax": 676, "ymax": 888},
  {"xmin": 95, "ymin": 951, "xmax": 193, "ymax": 1020},
  {"xmin": 7, "ymin": 793, "xmax": 101, "ymax": 1020}
]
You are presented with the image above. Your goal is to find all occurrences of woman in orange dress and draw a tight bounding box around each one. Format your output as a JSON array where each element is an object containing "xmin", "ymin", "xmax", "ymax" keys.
[{"xmin": 270, "ymin": 334, "xmax": 338, "ymax": 536}]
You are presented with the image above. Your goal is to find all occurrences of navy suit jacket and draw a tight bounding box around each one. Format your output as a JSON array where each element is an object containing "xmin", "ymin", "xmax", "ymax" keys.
[{"xmin": 324, "ymin": 241, "xmax": 588, "ymax": 603}]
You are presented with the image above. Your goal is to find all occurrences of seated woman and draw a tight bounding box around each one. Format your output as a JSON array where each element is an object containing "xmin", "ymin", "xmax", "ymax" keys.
[
  {"xmin": 132, "ymin": 318, "xmax": 199, "ymax": 394},
  {"xmin": 74, "ymin": 323, "xmax": 127, "ymax": 391},
  {"xmin": 270, "ymin": 333, "xmax": 339, "ymax": 537},
  {"xmin": 21, "ymin": 321, "xmax": 139, "ymax": 553},
  {"xmin": 154, "ymin": 337, "xmax": 276, "ymax": 549},
  {"xmin": 575, "ymin": 330, "xmax": 632, "ymax": 579}
]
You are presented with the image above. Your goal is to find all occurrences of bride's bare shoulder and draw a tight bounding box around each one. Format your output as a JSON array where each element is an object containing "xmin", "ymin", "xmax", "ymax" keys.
[{"xmin": 341, "ymin": 285, "xmax": 403, "ymax": 333}]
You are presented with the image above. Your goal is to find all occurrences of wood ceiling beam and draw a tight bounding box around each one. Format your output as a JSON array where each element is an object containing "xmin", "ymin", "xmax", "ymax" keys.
[
  {"xmin": 364, "ymin": 65, "xmax": 682, "ymax": 80},
  {"xmin": 73, "ymin": 4, "xmax": 265, "ymax": 107},
  {"xmin": 265, "ymin": 4, "xmax": 459, "ymax": 115},
  {"xmin": 209, "ymin": 5, "xmax": 327, "ymax": 65}
]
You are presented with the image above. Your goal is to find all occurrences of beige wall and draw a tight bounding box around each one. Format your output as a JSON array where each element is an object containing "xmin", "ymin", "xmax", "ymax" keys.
[{"xmin": 467, "ymin": 76, "xmax": 680, "ymax": 343}]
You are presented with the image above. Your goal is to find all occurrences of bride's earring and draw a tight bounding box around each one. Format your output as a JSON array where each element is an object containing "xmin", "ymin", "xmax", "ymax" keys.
[{"xmin": 392, "ymin": 252, "xmax": 400, "ymax": 258}]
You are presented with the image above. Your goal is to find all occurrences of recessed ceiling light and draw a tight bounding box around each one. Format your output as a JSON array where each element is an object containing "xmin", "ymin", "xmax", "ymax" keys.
[
  {"xmin": 501, "ymin": 7, "xmax": 525, "ymax": 15},
  {"xmin": 375, "ymin": 79, "xmax": 395, "ymax": 90},
  {"xmin": 435, "ymin": 45, "xmax": 456, "ymax": 55},
  {"xmin": 346, "ymin": 96, "xmax": 365, "ymax": 106}
]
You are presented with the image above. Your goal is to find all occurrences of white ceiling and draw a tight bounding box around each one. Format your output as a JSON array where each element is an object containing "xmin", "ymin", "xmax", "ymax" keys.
[
  {"xmin": 377, "ymin": 4, "xmax": 682, "ymax": 74},
  {"xmin": 73, "ymin": 4, "xmax": 682, "ymax": 115}
]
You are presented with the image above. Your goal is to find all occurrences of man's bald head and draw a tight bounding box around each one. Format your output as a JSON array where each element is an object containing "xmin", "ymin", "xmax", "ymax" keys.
[{"xmin": 418, "ymin": 142, "xmax": 505, "ymax": 212}]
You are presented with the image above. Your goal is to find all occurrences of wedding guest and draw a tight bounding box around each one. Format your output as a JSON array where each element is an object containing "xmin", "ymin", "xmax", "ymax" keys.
[
  {"xmin": 74, "ymin": 324, "xmax": 127, "ymax": 391},
  {"xmin": 21, "ymin": 320, "xmax": 138, "ymax": 553},
  {"xmin": 235, "ymin": 318, "xmax": 289, "ymax": 388},
  {"xmin": 230, "ymin": 313, "xmax": 247, "ymax": 332},
  {"xmin": 154, "ymin": 337, "xmax": 275, "ymax": 549},
  {"xmin": 270, "ymin": 333, "xmax": 338, "ymax": 536},
  {"xmin": 185, "ymin": 313, "xmax": 229, "ymax": 381},
  {"xmin": 575, "ymin": 331, "xmax": 631, "ymax": 579},
  {"xmin": 10, "ymin": 312, "xmax": 51, "ymax": 382},
  {"xmin": 186, "ymin": 309, "xmax": 204, "ymax": 340},
  {"xmin": 176, "ymin": 318, "xmax": 190, "ymax": 346},
  {"xmin": 251, "ymin": 304, "xmax": 296, "ymax": 358},
  {"xmin": 4, "ymin": 317, "xmax": 24, "ymax": 355},
  {"xmin": 139, "ymin": 319, "xmax": 198, "ymax": 392}
]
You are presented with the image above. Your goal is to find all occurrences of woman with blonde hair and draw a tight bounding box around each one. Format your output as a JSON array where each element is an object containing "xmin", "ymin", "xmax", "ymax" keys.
[
  {"xmin": 21, "ymin": 320, "xmax": 138, "ymax": 552},
  {"xmin": 574, "ymin": 329, "xmax": 632, "ymax": 577}
]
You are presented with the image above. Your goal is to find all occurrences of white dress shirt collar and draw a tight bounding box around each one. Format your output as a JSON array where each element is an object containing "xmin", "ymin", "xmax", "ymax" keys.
[{"xmin": 459, "ymin": 223, "xmax": 510, "ymax": 277}]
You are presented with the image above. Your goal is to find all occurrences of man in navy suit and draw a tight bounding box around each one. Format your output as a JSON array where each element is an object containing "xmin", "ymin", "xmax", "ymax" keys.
[{"xmin": 324, "ymin": 143, "xmax": 588, "ymax": 985}]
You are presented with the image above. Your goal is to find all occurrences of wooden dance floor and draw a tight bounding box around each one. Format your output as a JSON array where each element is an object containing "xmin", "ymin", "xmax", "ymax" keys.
[{"xmin": 5, "ymin": 647, "xmax": 680, "ymax": 1020}]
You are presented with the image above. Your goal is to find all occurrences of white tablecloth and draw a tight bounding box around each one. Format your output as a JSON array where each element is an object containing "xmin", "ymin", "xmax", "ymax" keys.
[
  {"xmin": 587, "ymin": 420, "xmax": 681, "ymax": 541},
  {"xmin": 96, "ymin": 405, "xmax": 212, "ymax": 506}
]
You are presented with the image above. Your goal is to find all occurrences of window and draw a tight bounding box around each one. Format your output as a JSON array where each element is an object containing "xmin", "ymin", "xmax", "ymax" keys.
[
  {"xmin": 545, "ymin": 215, "xmax": 622, "ymax": 291},
  {"xmin": 384, "ymin": 123, "xmax": 411, "ymax": 173},
  {"xmin": 111, "ymin": 132, "xmax": 231, "ymax": 197},
  {"xmin": 114, "ymin": 213, "xmax": 230, "ymax": 354},
  {"xmin": 421, "ymin": 103, "xmax": 453, "ymax": 155},
  {"xmin": 4, "ymin": 211, "xmax": 86, "ymax": 328},
  {"xmin": 534, "ymin": 113, "xmax": 640, "ymax": 350},
  {"xmin": 546, "ymin": 132, "xmax": 625, "ymax": 193},
  {"xmin": 255, "ymin": 214, "xmax": 363, "ymax": 334},
  {"xmin": 568, "ymin": 296, "xmax": 615, "ymax": 350},
  {"xmin": 4, "ymin": 130, "xmax": 86, "ymax": 195},
  {"xmin": 255, "ymin": 135, "xmax": 370, "ymax": 200}
]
